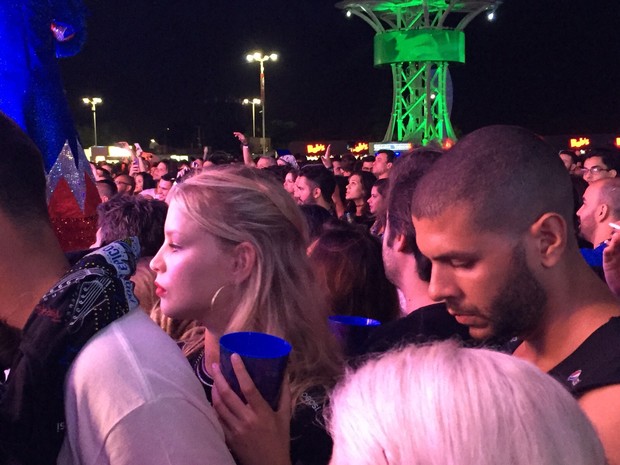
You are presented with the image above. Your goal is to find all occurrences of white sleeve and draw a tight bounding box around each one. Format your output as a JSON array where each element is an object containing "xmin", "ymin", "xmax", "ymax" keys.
[{"xmin": 100, "ymin": 397, "xmax": 235, "ymax": 465}]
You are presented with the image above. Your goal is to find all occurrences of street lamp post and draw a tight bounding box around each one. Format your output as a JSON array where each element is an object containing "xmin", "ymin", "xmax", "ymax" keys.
[
  {"xmin": 246, "ymin": 52, "xmax": 278, "ymax": 155},
  {"xmin": 82, "ymin": 97, "xmax": 102, "ymax": 146},
  {"xmin": 242, "ymin": 98, "xmax": 261, "ymax": 138}
]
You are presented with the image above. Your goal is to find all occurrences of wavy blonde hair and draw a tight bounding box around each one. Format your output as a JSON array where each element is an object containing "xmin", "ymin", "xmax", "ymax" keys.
[{"xmin": 173, "ymin": 165, "xmax": 342, "ymax": 403}]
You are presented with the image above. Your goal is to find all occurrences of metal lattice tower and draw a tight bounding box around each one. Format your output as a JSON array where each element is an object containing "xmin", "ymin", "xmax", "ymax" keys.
[{"xmin": 336, "ymin": 0, "xmax": 499, "ymax": 144}]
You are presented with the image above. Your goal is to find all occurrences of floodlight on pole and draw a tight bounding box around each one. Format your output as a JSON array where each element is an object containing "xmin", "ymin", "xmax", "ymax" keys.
[
  {"xmin": 82, "ymin": 97, "xmax": 103, "ymax": 146},
  {"xmin": 242, "ymin": 98, "xmax": 262, "ymax": 138},
  {"xmin": 246, "ymin": 51, "xmax": 278, "ymax": 154}
]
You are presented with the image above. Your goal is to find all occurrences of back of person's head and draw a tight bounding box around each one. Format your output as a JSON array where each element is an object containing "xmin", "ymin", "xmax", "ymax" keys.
[
  {"xmin": 256, "ymin": 155, "xmax": 277, "ymax": 169},
  {"xmin": 386, "ymin": 148, "xmax": 443, "ymax": 280},
  {"xmin": 339, "ymin": 153, "xmax": 357, "ymax": 174},
  {"xmin": 170, "ymin": 165, "xmax": 341, "ymax": 400},
  {"xmin": 206, "ymin": 150, "xmax": 234, "ymax": 165},
  {"xmin": 160, "ymin": 172, "xmax": 176, "ymax": 182},
  {"xmin": 0, "ymin": 113, "xmax": 49, "ymax": 230},
  {"xmin": 327, "ymin": 341, "xmax": 606, "ymax": 465},
  {"xmin": 597, "ymin": 177, "xmax": 620, "ymax": 219},
  {"xmin": 411, "ymin": 126, "xmax": 574, "ymax": 237},
  {"xmin": 262, "ymin": 164, "xmax": 288, "ymax": 184},
  {"xmin": 299, "ymin": 204, "xmax": 335, "ymax": 243},
  {"xmin": 95, "ymin": 164, "xmax": 112, "ymax": 180},
  {"xmin": 300, "ymin": 164, "xmax": 336, "ymax": 203},
  {"xmin": 309, "ymin": 221, "xmax": 399, "ymax": 323},
  {"xmin": 559, "ymin": 149, "xmax": 578, "ymax": 165},
  {"xmin": 97, "ymin": 195, "xmax": 168, "ymax": 257},
  {"xmin": 96, "ymin": 179, "xmax": 118, "ymax": 201}
]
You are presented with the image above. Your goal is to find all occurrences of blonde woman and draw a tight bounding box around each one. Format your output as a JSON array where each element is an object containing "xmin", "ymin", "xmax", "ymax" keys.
[{"xmin": 150, "ymin": 165, "xmax": 342, "ymax": 465}]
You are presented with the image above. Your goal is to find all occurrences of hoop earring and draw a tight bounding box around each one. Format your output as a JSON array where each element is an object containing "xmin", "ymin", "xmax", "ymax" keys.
[{"xmin": 210, "ymin": 285, "xmax": 228, "ymax": 310}]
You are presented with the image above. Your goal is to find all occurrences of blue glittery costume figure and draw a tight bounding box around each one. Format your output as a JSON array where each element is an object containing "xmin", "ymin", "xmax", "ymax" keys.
[{"xmin": 0, "ymin": 0, "xmax": 100, "ymax": 251}]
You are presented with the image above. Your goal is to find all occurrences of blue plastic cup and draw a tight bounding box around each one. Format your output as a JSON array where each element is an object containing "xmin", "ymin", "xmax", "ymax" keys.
[
  {"xmin": 328, "ymin": 315, "xmax": 381, "ymax": 357},
  {"xmin": 219, "ymin": 332, "xmax": 292, "ymax": 410}
]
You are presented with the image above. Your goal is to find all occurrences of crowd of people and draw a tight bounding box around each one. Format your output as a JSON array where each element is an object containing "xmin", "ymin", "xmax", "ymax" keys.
[{"xmin": 1, "ymin": 115, "xmax": 620, "ymax": 465}]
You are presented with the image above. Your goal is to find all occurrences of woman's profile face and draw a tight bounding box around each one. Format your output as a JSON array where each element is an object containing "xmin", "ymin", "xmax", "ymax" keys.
[
  {"xmin": 345, "ymin": 174, "xmax": 364, "ymax": 201},
  {"xmin": 283, "ymin": 172, "xmax": 297, "ymax": 195},
  {"xmin": 150, "ymin": 199, "xmax": 235, "ymax": 332},
  {"xmin": 368, "ymin": 186, "xmax": 385, "ymax": 215}
]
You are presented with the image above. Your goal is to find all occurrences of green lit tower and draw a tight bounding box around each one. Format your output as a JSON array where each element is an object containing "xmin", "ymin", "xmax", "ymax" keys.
[{"xmin": 336, "ymin": 0, "xmax": 499, "ymax": 144}]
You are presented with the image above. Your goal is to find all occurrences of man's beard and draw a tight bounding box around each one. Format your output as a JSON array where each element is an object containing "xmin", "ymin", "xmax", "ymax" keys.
[
  {"xmin": 0, "ymin": 319, "xmax": 22, "ymax": 373},
  {"xmin": 448, "ymin": 242, "xmax": 548, "ymax": 343},
  {"xmin": 489, "ymin": 243, "xmax": 547, "ymax": 341}
]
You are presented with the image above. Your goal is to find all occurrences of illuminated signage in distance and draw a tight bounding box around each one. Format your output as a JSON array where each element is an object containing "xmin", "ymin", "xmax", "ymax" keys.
[
  {"xmin": 569, "ymin": 137, "xmax": 591, "ymax": 148},
  {"xmin": 349, "ymin": 142, "xmax": 369, "ymax": 154},
  {"xmin": 616, "ymin": 137, "xmax": 620, "ymax": 148},
  {"xmin": 373, "ymin": 142, "xmax": 413, "ymax": 152},
  {"xmin": 307, "ymin": 144, "xmax": 326, "ymax": 154}
]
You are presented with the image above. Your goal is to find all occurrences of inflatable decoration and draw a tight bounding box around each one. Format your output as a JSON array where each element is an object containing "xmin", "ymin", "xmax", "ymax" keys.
[{"xmin": 0, "ymin": 0, "xmax": 100, "ymax": 251}]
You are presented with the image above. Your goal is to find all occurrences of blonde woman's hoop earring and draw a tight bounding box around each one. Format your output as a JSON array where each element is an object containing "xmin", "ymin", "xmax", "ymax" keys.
[{"xmin": 210, "ymin": 285, "xmax": 228, "ymax": 310}]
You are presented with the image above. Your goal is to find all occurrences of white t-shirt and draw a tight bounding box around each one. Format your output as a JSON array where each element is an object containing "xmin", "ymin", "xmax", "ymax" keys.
[{"xmin": 57, "ymin": 310, "xmax": 234, "ymax": 465}]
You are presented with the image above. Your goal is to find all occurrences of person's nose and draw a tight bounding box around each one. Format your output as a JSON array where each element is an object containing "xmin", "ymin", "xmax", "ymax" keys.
[
  {"xmin": 150, "ymin": 246, "xmax": 165, "ymax": 273},
  {"xmin": 427, "ymin": 265, "xmax": 459, "ymax": 303}
]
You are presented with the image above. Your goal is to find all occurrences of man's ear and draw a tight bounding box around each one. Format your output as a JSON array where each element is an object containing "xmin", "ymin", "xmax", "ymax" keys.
[
  {"xmin": 596, "ymin": 203, "xmax": 610, "ymax": 222},
  {"xmin": 312, "ymin": 187, "xmax": 322, "ymax": 200},
  {"xmin": 528, "ymin": 213, "xmax": 567, "ymax": 268},
  {"xmin": 393, "ymin": 232, "xmax": 408, "ymax": 253},
  {"xmin": 609, "ymin": 169, "xmax": 618, "ymax": 178},
  {"xmin": 231, "ymin": 241, "xmax": 256, "ymax": 283}
]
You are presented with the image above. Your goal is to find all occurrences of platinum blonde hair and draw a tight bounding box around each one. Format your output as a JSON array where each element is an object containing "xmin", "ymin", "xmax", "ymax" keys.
[
  {"xmin": 171, "ymin": 165, "xmax": 342, "ymax": 402},
  {"xmin": 327, "ymin": 341, "xmax": 606, "ymax": 465}
]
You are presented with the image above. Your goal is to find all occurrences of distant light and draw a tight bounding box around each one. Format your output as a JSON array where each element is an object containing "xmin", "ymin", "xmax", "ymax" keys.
[
  {"xmin": 82, "ymin": 97, "xmax": 103, "ymax": 106},
  {"xmin": 269, "ymin": 53, "xmax": 278, "ymax": 61},
  {"xmin": 430, "ymin": 93, "xmax": 437, "ymax": 100},
  {"xmin": 486, "ymin": 7, "xmax": 497, "ymax": 21},
  {"xmin": 253, "ymin": 52, "xmax": 262, "ymax": 60},
  {"xmin": 253, "ymin": 98, "xmax": 261, "ymax": 105},
  {"xmin": 243, "ymin": 98, "xmax": 250, "ymax": 104},
  {"xmin": 246, "ymin": 54, "xmax": 254, "ymax": 62},
  {"xmin": 346, "ymin": 10, "xmax": 352, "ymax": 17}
]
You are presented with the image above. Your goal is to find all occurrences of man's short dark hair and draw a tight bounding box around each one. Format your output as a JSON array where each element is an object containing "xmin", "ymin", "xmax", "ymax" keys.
[
  {"xmin": 299, "ymin": 165, "xmax": 336, "ymax": 203},
  {"xmin": 96, "ymin": 179, "xmax": 118, "ymax": 199},
  {"xmin": 385, "ymin": 148, "xmax": 443, "ymax": 281},
  {"xmin": 160, "ymin": 173, "xmax": 176, "ymax": 183},
  {"xmin": 559, "ymin": 150, "xmax": 578, "ymax": 164},
  {"xmin": 97, "ymin": 195, "xmax": 168, "ymax": 257},
  {"xmin": 411, "ymin": 125, "xmax": 574, "ymax": 236},
  {"xmin": 583, "ymin": 148, "xmax": 620, "ymax": 173},
  {"xmin": 339, "ymin": 153, "xmax": 357, "ymax": 173},
  {"xmin": 377, "ymin": 149, "xmax": 395, "ymax": 163},
  {"xmin": 0, "ymin": 113, "xmax": 49, "ymax": 227}
]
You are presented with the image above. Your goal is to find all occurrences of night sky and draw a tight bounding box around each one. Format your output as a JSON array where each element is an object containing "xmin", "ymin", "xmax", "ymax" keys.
[{"xmin": 60, "ymin": 0, "xmax": 620, "ymax": 151}]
